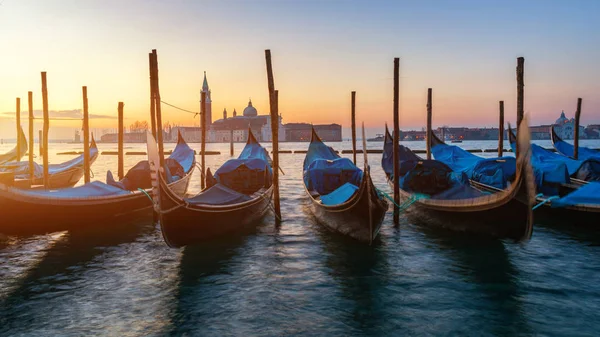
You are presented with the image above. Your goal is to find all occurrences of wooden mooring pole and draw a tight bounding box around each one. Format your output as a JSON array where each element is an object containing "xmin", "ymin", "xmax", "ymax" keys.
[
  {"xmin": 41, "ymin": 72, "xmax": 50, "ymax": 189},
  {"xmin": 230, "ymin": 127, "xmax": 234, "ymax": 156},
  {"xmin": 426, "ymin": 88, "xmax": 432, "ymax": 160},
  {"xmin": 82, "ymin": 86, "xmax": 91, "ymax": 183},
  {"xmin": 516, "ymin": 57, "xmax": 524, "ymax": 158},
  {"xmin": 265, "ymin": 49, "xmax": 282, "ymax": 224},
  {"xmin": 574, "ymin": 98, "xmax": 582, "ymax": 160},
  {"xmin": 148, "ymin": 53, "xmax": 158, "ymax": 139},
  {"xmin": 200, "ymin": 91, "xmax": 206, "ymax": 190},
  {"xmin": 351, "ymin": 91, "xmax": 357, "ymax": 165},
  {"xmin": 16, "ymin": 98, "xmax": 21, "ymax": 162},
  {"xmin": 498, "ymin": 101, "xmax": 504, "ymax": 157},
  {"xmin": 28, "ymin": 92, "xmax": 34, "ymax": 179},
  {"xmin": 151, "ymin": 50, "xmax": 165, "ymax": 171},
  {"xmin": 39, "ymin": 130, "xmax": 43, "ymax": 156},
  {"xmin": 392, "ymin": 57, "xmax": 400, "ymax": 225},
  {"xmin": 118, "ymin": 102, "xmax": 124, "ymax": 180}
]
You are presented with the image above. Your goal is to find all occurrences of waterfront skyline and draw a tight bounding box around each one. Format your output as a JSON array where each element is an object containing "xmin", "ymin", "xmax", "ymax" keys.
[{"xmin": 1, "ymin": 0, "xmax": 599, "ymax": 139}]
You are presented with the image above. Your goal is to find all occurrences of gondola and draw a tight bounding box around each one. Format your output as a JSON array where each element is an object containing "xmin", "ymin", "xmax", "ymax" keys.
[
  {"xmin": 0, "ymin": 127, "xmax": 28, "ymax": 165},
  {"xmin": 303, "ymin": 128, "xmax": 388, "ymax": 244},
  {"xmin": 507, "ymin": 127, "xmax": 600, "ymax": 223},
  {"xmin": 382, "ymin": 120, "xmax": 535, "ymax": 240},
  {"xmin": 0, "ymin": 136, "xmax": 99, "ymax": 189},
  {"xmin": 551, "ymin": 125, "xmax": 600, "ymax": 161},
  {"xmin": 430, "ymin": 130, "xmax": 516, "ymax": 192},
  {"xmin": 508, "ymin": 128, "xmax": 599, "ymax": 185},
  {"xmin": 0, "ymin": 131, "xmax": 195, "ymax": 235},
  {"xmin": 149, "ymin": 129, "xmax": 273, "ymax": 248}
]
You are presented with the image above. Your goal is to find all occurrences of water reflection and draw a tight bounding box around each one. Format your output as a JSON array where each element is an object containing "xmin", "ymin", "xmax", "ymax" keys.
[
  {"xmin": 421, "ymin": 228, "xmax": 530, "ymax": 335},
  {"xmin": 166, "ymin": 225, "xmax": 259, "ymax": 336},
  {"xmin": 0, "ymin": 220, "xmax": 152, "ymax": 334}
]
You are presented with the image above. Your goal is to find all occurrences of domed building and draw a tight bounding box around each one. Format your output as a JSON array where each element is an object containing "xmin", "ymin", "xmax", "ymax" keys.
[
  {"xmin": 209, "ymin": 99, "xmax": 286, "ymax": 143},
  {"xmin": 553, "ymin": 110, "xmax": 585, "ymax": 140}
]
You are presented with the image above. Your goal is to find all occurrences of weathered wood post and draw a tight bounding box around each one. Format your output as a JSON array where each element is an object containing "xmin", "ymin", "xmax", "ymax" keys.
[
  {"xmin": 516, "ymin": 57, "xmax": 524, "ymax": 157},
  {"xmin": 39, "ymin": 130, "xmax": 43, "ymax": 156},
  {"xmin": 265, "ymin": 49, "xmax": 282, "ymax": 224},
  {"xmin": 351, "ymin": 91, "xmax": 357, "ymax": 165},
  {"xmin": 151, "ymin": 50, "xmax": 166, "ymax": 171},
  {"xmin": 392, "ymin": 57, "xmax": 400, "ymax": 225},
  {"xmin": 230, "ymin": 127, "xmax": 234, "ymax": 156},
  {"xmin": 426, "ymin": 88, "xmax": 432, "ymax": 160},
  {"xmin": 16, "ymin": 97, "xmax": 21, "ymax": 162},
  {"xmin": 28, "ymin": 92, "xmax": 34, "ymax": 179},
  {"xmin": 574, "ymin": 98, "xmax": 582, "ymax": 160},
  {"xmin": 200, "ymin": 91, "xmax": 206, "ymax": 190},
  {"xmin": 498, "ymin": 101, "xmax": 504, "ymax": 157},
  {"xmin": 82, "ymin": 86, "xmax": 91, "ymax": 183},
  {"xmin": 148, "ymin": 52, "xmax": 157, "ymax": 139},
  {"xmin": 41, "ymin": 72, "xmax": 50, "ymax": 189},
  {"xmin": 118, "ymin": 102, "xmax": 124, "ymax": 180}
]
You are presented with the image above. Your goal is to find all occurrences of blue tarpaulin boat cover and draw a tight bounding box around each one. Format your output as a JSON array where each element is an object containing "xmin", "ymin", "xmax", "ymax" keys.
[
  {"xmin": 20, "ymin": 181, "xmax": 130, "ymax": 198},
  {"xmin": 304, "ymin": 158, "xmax": 362, "ymax": 195},
  {"xmin": 213, "ymin": 138, "xmax": 272, "ymax": 192},
  {"xmin": 510, "ymin": 142, "xmax": 600, "ymax": 184},
  {"xmin": 431, "ymin": 142, "xmax": 515, "ymax": 189},
  {"xmin": 185, "ymin": 183, "xmax": 252, "ymax": 205},
  {"xmin": 320, "ymin": 182, "xmax": 359, "ymax": 205},
  {"xmin": 551, "ymin": 182, "xmax": 600, "ymax": 208},
  {"xmin": 554, "ymin": 139, "xmax": 600, "ymax": 161},
  {"xmin": 381, "ymin": 133, "xmax": 484, "ymax": 200},
  {"xmin": 0, "ymin": 146, "xmax": 99, "ymax": 179}
]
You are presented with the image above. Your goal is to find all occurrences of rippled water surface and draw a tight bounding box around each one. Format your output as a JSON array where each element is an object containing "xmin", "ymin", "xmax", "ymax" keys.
[{"xmin": 1, "ymin": 140, "xmax": 600, "ymax": 336}]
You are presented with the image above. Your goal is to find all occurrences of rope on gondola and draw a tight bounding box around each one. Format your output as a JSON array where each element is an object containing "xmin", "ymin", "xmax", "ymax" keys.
[
  {"xmin": 138, "ymin": 188, "xmax": 153, "ymax": 203},
  {"xmin": 374, "ymin": 187, "xmax": 429, "ymax": 212},
  {"xmin": 532, "ymin": 193, "xmax": 559, "ymax": 210}
]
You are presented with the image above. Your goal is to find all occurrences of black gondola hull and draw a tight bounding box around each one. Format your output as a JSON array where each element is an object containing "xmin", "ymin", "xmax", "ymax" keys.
[
  {"xmin": 159, "ymin": 181, "xmax": 273, "ymax": 248},
  {"xmin": 308, "ymin": 188, "xmax": 387, "ymax": 243},
  {"xmin": 398, "ymin": 190, "xmax": 531, "ymax": 240}
]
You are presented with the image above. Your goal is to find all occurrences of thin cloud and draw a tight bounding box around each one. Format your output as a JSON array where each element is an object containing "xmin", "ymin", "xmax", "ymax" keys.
[{"xmin": 0, "ymin": 109, "xmax": 116, "ymax": 120}]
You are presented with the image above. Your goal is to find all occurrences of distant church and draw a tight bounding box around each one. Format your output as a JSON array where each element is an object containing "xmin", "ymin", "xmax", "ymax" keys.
[
  {"xmin": 169, "ymin": 72, "xmax": 340, "ymax": 143},
  {"xmin": 553, "ymin": 110, "xmax": 586, "ymax": 139}
]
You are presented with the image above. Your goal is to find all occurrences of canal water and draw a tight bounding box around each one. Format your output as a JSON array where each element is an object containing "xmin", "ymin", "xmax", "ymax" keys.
[{"xmin": 1, "ymin": 139, "xmax": 599, "ymax": 336}]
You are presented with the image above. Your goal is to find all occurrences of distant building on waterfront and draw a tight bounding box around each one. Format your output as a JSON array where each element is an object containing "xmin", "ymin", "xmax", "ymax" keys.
[{"xmin": 168, "ymin": 73, "xmax": 341, "ymax": 143}]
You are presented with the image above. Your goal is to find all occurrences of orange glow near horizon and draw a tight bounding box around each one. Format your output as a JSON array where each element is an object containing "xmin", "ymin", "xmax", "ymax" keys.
[{"xmin": 0, "ymin": 1, "xmax": 599, "ymax": 139}]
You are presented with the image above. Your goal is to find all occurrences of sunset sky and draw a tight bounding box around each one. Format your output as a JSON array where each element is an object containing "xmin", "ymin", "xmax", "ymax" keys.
[{"xmin": 0, "ymin": 0, "xmax": 599, "ymax": 139}]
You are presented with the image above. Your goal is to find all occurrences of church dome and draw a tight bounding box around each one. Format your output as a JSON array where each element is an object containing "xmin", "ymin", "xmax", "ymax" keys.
[
  {"xmin": 555, "ymin": 111, "xmax": 568, "ymax": 124},
  {"xmin": 243, "ymin": 99, "xmax": 258, "ymax": 117}
]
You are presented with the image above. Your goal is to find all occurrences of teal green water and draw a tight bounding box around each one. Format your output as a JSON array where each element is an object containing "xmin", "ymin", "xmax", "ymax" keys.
[{"xmin": 1, "ymin": 140, "xmax": 599, "ymax": 336}]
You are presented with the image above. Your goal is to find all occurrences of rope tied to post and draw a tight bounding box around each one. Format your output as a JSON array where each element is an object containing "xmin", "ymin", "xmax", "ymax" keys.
[
  {"xmin": 374, "ymin": 186, "xmax": 429, "ymax": 213},
  {"xmin": 532, "ymin": 193, "xmax": 559, "ymax": 210}
]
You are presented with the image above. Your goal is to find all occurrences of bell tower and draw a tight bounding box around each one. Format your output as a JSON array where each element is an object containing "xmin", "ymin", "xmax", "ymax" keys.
[{"xmin": 201, "ymin": 71, "xmax": 212, "ymax": 125}]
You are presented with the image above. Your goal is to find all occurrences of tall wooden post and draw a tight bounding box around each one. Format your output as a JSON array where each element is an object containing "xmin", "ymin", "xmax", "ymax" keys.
[
  {"xmin": 118, "ymin": 102, "xmax": 124, "ymax": 180},
  {"xmin": 28, "ymin": 92, "xmax": 34, "ymax": 179},
  {"xmin": 148, "ymin": 52, "xmax": 157, "ymax": 139},
  {"xmin": 151, "ymin": 50, "xmax": 165, "ymax": 171},
  {"xmin": 426, "ymin": 88, "xmax": 432, "ymax": 160},
  {"xmin": 41, "ymin": 72, "xmax": 50, "ymax": 189},
  {"xmin": 39, "ymin": 130, "xmax": 43, "ymax": 156},
  {"xmin": 230, "ymin": 127, "xmax": 234, "ymax": 156},
  {"xmin": 82, "ymin": 86, "xmax": 91, "ymax": 183},
  {"xmin": 351, "ymin": 91, "xmax": 357, "ymax": 165},
  {"xmin": 574, "ymin": 98, "xmax": 582, "ymax": 160},
  {"xmin": 16, "ymin": 98, "xmax": 21, "ymax": 162},
  {"xmin": 392, "ymin": 57, "xmax": 400, "ymax": 225},
  {"xmin": 498, "ymin": 101, "xmax": 504, "ymax": 157},
  {"xmin": 200, "ymin": 91, "xmax": 206, "ymax": 190},
  {"xmin": 265, "ymin": 49, "xmax": 281, "ymax": 224},
  {"xmin": 516, "ymin": 57, "xmax": 524, "ymax": 157}
]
